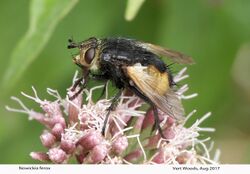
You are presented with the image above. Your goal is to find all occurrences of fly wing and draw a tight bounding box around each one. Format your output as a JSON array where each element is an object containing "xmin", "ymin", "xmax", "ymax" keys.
[
  {"xmin": 135, "ymin": 41, "xmax": 194, "ymax": 65},
  {"xmin": 126, "ymin": 63, "xmax": 185, "ymax": 121}
]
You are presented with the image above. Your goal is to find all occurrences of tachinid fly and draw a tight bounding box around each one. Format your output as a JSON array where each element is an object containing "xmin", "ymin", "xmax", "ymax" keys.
[{"xmin": 67, "ymin": 37, "xmax": 194, "ymax": 138}]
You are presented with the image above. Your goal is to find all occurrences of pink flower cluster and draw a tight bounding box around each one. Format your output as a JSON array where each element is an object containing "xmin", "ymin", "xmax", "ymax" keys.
[{"xmin": 6, "ymin": 69, "xmax": 220, "ymax": 164}]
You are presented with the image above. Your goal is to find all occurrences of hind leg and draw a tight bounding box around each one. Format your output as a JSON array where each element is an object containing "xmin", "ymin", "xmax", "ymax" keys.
[{"xmin": 128, "ymin": 86, "xmax": 165, "ymax": 138}]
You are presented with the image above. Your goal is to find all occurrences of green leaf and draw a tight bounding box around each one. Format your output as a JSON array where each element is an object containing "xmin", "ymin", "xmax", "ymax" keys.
[
  {"xmin": 125, "ymin": 0, "xmax": 145, "ymax": 21},
  {"xmin": 1, "ymin": 0, "xmax": 78, "ymax": 92}
]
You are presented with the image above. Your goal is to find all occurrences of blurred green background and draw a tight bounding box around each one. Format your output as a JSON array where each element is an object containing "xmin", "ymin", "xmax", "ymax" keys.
[{"xmin": 0, "ymin": 0, "xmax": 250, "ymax": 163}]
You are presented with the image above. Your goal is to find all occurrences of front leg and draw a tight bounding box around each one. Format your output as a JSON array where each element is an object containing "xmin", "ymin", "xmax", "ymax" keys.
[
  {"xmin": 69, "ymin": 70, "xmax": 89, "ymax": 100},
  {"xmin": 69, "ymin": 79, "xmax": 87, "ymax": 100},
  {"xmin": 101, "ymin": 89, "xmax": 123, "ymax": 136}
]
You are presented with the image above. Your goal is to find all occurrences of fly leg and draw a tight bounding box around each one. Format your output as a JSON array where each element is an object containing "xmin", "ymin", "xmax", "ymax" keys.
[
  {"xmin": 69, "ymin": 70, "xmax": 89, "ymax": 100},
  {"xmin": 71, "ymin": 77, "xmax": 83, "ymax": 92},
  {"xmin": 128, "ymin": 86, "xmax": 166, "ymax": 139},
  {"xmin": 152, "ymin": 105, "xmax": 165, "ymax": 138},
  {"xmin": 101, "ymin": 89, "xmax": 123, "ymax": 136},
  {"xmin": 69, "ymin": 81, "xmax": 86, "ymax": 100}
]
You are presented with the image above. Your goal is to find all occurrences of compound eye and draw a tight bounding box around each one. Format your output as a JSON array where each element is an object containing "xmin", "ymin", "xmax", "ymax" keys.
[{"xmin": 85, "ymin": 48, "xmax": 95, "ymax": 64}]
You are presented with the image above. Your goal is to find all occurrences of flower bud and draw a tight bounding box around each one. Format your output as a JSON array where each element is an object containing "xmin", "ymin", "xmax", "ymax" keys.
[
  {"xmin": 40, "ymin": 131, "xmax": 56, "ymax": 148},
  {"xmin": 48, "ymin": 148, "xmax": 67, "ymax": 164},
  {"xmin": 142, "ymin": 109, "xmax": 155, "ymax": 129},
  {"xmin": 30, "ymin": 152, "xmax": 49, "ymax": 162},
  {"xmin": 78, "ymin": 131, "xmax": 103, "ymax": 150},
  {"xmin": 112, "ymin": 136, "xmax": 128, "ymax": 154},
  {"xmin": 51, "ymin": 123, "xmax": 64, "ymax": 140},
  {"xmin": 89, "ymin": 144, "xmax": 108, "ymax": 163},
  {"xmin": 60, "ymin": 139, "xmax": 76, "ymax": 154}
]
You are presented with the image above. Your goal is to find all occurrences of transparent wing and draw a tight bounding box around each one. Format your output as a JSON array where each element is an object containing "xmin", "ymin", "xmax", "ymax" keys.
[
  {"xmin": 136, "ymin": 41, "xmax": 194, "ymax": 64},
  {"xmin": 126, "ymin": 63, "xmax": 185, "ymax": 121}
]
